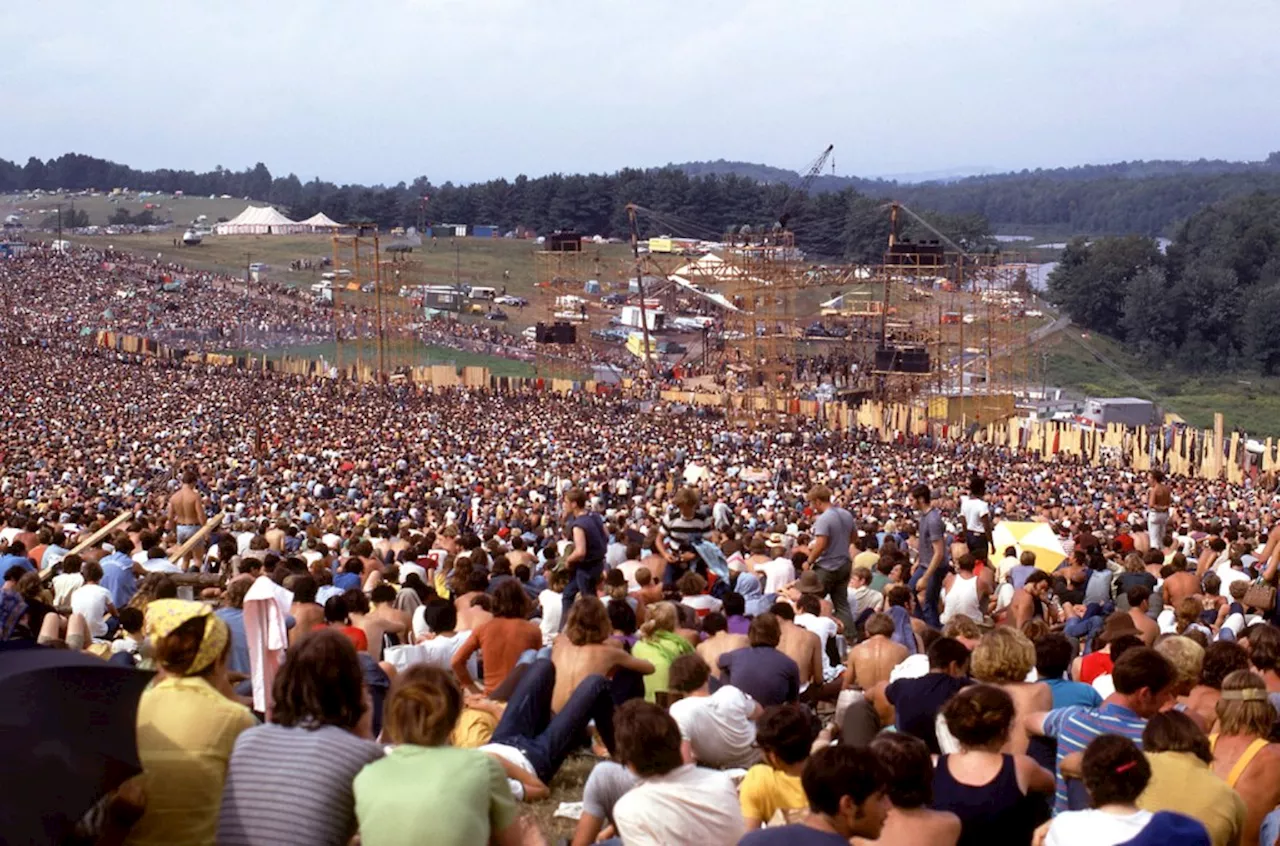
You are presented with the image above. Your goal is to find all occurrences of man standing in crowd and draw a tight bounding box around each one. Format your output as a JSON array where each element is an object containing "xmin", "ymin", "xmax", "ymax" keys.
[
  {"xmin": 805, "ymin": 485, "xmax": 855, "ymax": 631},
  {"xmin": 561, "ymin": 488, "xmax": 607, "ymax": 622},
  {"xmin": 911, "ymin": 484, "xmax": 949, "ymax": 629}
]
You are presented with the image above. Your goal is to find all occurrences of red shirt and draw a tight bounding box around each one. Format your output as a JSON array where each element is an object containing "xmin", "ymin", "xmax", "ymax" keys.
[{"xmin": 1079, "ymin": 650, "xmax": 1113, "ymax": 685}]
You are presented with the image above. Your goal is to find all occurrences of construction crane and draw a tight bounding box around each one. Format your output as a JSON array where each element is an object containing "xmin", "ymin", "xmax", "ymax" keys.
[{"xmin": 777, "ymin": 143, "xmax": 834, "ymax": 231}]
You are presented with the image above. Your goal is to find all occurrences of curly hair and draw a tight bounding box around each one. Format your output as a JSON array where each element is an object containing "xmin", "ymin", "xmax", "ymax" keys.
[
  {"xmin": 564, "ymin": 596, "xmax": 612, "ymax": 646},
  {"xmin": 1082, "ymin": 734, "xmax": 1150, "ymax": 806}
]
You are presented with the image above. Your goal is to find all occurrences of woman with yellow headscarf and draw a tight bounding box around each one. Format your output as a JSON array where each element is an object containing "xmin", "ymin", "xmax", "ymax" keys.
[{"xmin": 124, "ymin": 600, "xmax": 256, "ymax": 846}]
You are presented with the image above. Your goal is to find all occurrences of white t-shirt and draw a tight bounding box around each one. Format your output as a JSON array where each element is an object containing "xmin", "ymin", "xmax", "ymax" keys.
[
  {"xmin": 669, "ymin": 686, "xmax": 760, "ymax": 769},
  {"xmin": 681, "ymin": 595, "xmax": 723, "ymax": 617},
  {"xmin": 70, "ymin": 584, "xmax": 113, "ymax": 638},
  {"xmin": 399, "ymin": 561, "xmax": 427, "ymax": 584},
  {"xmin": 960, "ymin": 497, "xmax": 990, "ymax": 534},
  {"xmin": 1045, "ymin": 808, "xmax": 1153, "ymax": 846},
  {"xmin": 888, "ymin": 652, "xmax": 930, "ymax": 682},
  {"xmin": 613, "ymin": 763, "xmax": 745, "ymax": 846},
  {"xmin": 757, "ymin": 558, "xmax": 796, "ymax": 595},
  {"xmin": 795, "ymin": 612, "xmax": 840, "ymax": 677},
  {"xmin": 51, "ymin": 572, "xmax": 84, "ymax": 607},
  {"xmin": 1093, "ymin": 673, "xmax": 1116, "ymax": 700},
  {"xmin": 384, "ymin": 630, "xmax": 475, "ymax": 676},
  {"xmin": 1218, "ymin": 567, "xmax": 1250, "ymax": 598},
  {"xmin": 539, "ymin": 589, "xmax": 563, "ymax": 646}
]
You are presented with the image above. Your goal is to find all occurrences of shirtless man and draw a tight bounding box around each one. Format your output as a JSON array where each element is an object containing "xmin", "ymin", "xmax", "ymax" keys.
[
  {"xmin": 696, "ymin": 613, "xmax": 750, "ymax": 680},
  {"xmin": 845, "ymin": 613, "xmax": 909, "ymax": 691},
  {"xmin": 1148, "ymin": 469, "xmax": 1172, "ymax": 551},
  {"xmin": 1007, "ymin": 570, "xmax": 1054, "ymax": 629},
  {"xmin": 454, "ymin": 570, "xmax": 494, "ymax": 632},
  {"xmin": 551, "ymin": 597, "xmax": 653, "ymax": 713},
  {"xmin": 771, "ymin": 602, "xmax": 824, "ymax": 691},
  {"xmin": 264, "ymin": 519, "xmax": 287, "ymax": 553},
  {"xmin": 1162, "ymin": 557, "xmax": 1201, "ymax": 610},
  {"xmin": 167, "ymin": 470, "xmax": 207, "ymax": 571},
  {"xmin": 1125, "ymin": 585, "xmax": 1160, "ymax": 645},
  {"xmin": 347, "ymin": 586, "xmax": 407, "ymax": 661},
  {"xmin": 287, "ymin": 574, "xmax": 325, "ymax": 646}
]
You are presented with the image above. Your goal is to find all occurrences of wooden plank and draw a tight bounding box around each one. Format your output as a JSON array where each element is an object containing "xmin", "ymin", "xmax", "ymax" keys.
[
  {"xmin": 67, "ymin": 511, "xmax": 132, "ymax": 557},
  {"xmin": 171, "ymin": 511, "xmax": 226, "ymax": 563}
]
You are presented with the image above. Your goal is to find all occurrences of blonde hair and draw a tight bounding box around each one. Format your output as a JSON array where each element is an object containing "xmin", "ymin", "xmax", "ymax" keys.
[
  {"xmin": 1154, "ymin": 635, "xmax": 1204, "ymax": 695},
  {"xmin": 1217, "ymin": 670, "xmax": 1274, "ymax": 738},
  {"xmin": 970, "ymin": 627, "xmax": 1036, "ymax": 684},
  {"xmin": 639, "ymin": 601, "xmax": 678, "ymax": 639},
  {"xmin": 942, "ymin": 615, "xmax": 981, "ymax": 641},
  {"xmin": 382, "ymin": 665, "xmax": 462, "ymax": 746}
]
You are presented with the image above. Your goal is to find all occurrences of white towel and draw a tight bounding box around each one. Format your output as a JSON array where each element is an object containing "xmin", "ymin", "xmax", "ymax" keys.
[{"xmin": 244, "ymin": 575, "xmax": 293, "ymax": 718}]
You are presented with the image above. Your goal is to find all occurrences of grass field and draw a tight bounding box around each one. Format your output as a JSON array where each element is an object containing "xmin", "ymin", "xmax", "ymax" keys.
[
  {"xmin": 0, "ymin": 191, "xmax": 257, "ymax": 229},
  {"xmin": 1042, "ymin": 328, "xmax": 1280, "ymax": 435}
]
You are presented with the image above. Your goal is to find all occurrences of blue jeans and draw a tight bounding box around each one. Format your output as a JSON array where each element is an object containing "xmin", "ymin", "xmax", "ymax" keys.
[
  {"xmin": 1065, "ymin": 602, "xmax": 1112, "ymax": 651},
  {"xmin": 909, "ymin": 564, "xmax": 947, "ymax": 629},
  {"xmin": 561, "ymin": 563, "xmax": 604, "ymax": 626},
  {"xmin": 491, "ymin": 658, "xmax": 616, "ymax": 783}
]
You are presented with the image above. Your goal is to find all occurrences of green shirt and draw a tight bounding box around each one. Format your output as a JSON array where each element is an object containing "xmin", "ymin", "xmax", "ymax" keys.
[{"xmin": 354, "ymin": 745, "xmax": 518, "ymax": 846}]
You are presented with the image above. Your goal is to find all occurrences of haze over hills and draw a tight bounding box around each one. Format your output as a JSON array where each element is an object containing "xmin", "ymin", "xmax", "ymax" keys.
[{"xmin": 673, "ymin": 153, "xmax": 1280, "ymax": 191}]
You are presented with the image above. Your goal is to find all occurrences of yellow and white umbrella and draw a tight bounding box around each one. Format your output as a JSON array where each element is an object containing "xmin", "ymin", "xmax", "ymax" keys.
[{"xmin": 991, "ymin": 521, "xmax": 1066, "ymax": 572}]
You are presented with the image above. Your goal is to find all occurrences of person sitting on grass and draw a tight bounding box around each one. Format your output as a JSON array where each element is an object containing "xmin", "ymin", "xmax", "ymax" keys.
[
  {"xmin": 740, "ymin": 746, "xmax": 891, "ymax": 845},
  {"xmin": 740, "ymin": 703, "xmax": 821, "ymax": 829}
]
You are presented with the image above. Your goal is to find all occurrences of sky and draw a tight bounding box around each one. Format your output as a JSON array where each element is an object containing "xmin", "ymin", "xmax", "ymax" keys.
[{"xmin": 4, "ymin": 0, "xmax": 1278, "ymax": 186}]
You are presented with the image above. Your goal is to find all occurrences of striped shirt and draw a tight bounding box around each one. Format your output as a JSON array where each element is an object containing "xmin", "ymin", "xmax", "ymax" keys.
[
  {"xmin": 661, "ymin": 505, "xmax": 714, "ymax": 546},
  {"xmin": 218, "ymin": 722, "xmax": 384, "ymax": 846},
  {"xmin": 1041, "ymin": 702, "xmax": 1146, "ymax": 813}
]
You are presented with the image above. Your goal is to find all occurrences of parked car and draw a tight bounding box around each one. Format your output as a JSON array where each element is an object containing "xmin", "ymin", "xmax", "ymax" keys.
[
  {"xmin": 495, "ymin": 295, "xmax": 527, "ymax": 306},
  {"xmin": 484, "ymin": 310, "xmax": 509, "ymax": 321},
  {"xmin": 601, "ymin": 293, "xmax": 628, "ymax": 305}
]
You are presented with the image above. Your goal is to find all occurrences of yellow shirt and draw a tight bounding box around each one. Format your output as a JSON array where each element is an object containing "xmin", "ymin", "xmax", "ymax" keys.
[
  {"xmin": 450, "ymin": 707, "xmax": 498, "ymax": 748},
  {"xmin": 1138, "ymin": 751, "xmax": 1246, "ymax": 846},
  {"xmin": 125, "ymin": 675, "xmax": 256, "ymax": 846},
  {"xmin": 739, "ymin": 764, "xmax": 807, "ymax": 826}
]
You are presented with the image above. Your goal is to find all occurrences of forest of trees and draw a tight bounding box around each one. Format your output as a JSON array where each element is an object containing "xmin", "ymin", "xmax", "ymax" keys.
[
  {"xmin": 1047, "ymin": 193, "xmax": 1280, "ymax": 374},
  {"xmin": 0, "ymin": 152, "xmax": 989, "ymax": 261},
  {"xmin": 6, "ymin": 150, "xmax": 1280, "ymax": 252}
]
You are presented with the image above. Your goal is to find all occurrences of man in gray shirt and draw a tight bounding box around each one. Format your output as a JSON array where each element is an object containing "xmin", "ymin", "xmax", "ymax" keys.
[
  {"xmin": 910, "ymin": 483, "xmax": 950, "ymax": 629},
  {"xmin": 806, "ymin": 484, "xmax": 856, "ymax": 630}
]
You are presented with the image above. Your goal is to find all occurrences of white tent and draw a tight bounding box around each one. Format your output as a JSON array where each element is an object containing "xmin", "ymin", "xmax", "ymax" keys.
[
  {"xmin": 214, "ymin": 205, "xmax": 307, "ymax": 235},
  {"xmin": 300, "ymin": 212, "xmax": 343, "ymax": 232}
]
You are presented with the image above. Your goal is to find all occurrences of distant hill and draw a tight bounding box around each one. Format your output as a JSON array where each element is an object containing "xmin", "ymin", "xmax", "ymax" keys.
[{"xmin": 674, "ymin": 153, "xmax": 1280, "ymax": 191}]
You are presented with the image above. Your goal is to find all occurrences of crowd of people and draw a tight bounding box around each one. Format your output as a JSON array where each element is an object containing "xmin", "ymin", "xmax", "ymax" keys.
[{"xmin": 10, "ymin": 244, "xmax": 1280, "ymax": 845}]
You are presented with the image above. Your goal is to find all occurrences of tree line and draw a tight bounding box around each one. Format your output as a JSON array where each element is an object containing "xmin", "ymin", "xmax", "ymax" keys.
[
  {"xmin": 0, "ymin": 152, "xmax": 989, "ymax": 260},
  {"xmin": 1047, "ymin": 193, "xmax": 1280, "ymax": 374},
  {"xmin": 6, "ymin": 149, "xmax": 1280, "ymax": 251}
]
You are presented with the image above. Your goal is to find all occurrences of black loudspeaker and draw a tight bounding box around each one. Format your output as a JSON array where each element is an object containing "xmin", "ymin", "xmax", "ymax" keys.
[
  {"xmin": 874, "ymin": 346, "xmax": 931, "ymax": 373},
  {"xmin": 536, "ymin": 322, "xmax": 577, "ymax": 344},
  {"xmin": 553, "ymin": 322, "xmax": 577, "ymax": 344}
]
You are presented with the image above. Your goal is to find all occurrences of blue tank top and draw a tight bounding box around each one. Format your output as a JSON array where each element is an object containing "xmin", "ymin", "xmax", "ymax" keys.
[{"xmin": 932, "ymin": 754, "xmax": 1041, "ymax": 846}]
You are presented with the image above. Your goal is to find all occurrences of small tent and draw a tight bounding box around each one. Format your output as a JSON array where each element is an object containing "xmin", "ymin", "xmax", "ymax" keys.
[
  {"xmin": 214, "ymin": 206, "xmax": 307, "ymax": 235},
  {"xmin": 301, "ymin": 212, "xmax": 343, "ymax": 232}
]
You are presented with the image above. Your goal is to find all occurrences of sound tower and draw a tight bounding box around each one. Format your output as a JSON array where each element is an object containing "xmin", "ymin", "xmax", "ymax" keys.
[
  {"xmin": 874, "ymin": 346, "xmax": 931, "ymax": 374},
  {"xmin": 535, "ymin": 322, "xmax": 577, "ymax": 344}
]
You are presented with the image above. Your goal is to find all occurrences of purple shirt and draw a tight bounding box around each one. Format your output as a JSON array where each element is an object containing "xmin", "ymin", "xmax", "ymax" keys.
[{"xmin": 726, "ymin": 615, "xmax": 751, "ymax": 635}]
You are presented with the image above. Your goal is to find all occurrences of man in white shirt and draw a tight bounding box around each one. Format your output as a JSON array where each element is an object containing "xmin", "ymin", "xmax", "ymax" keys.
[
  {"xmin": 667, "ymin": 654, "xmax": 761, "ymax": 769},
  {"xmin": 756, "ymin": 537, "xmax": 797, "ymax": 595},
  {"xmin": 794, "ymin": 593, "xmax": 844, "ymax": 684},
  {"xmin": 51, "ymin": 555, "xmax": 86, "ymax": 607},
  {"xmin": 69, "ymin": 560, "xmax": 116, "ymax": 639},
  {"xmin": 612, "ymin": 699, "xmax": 745, "ymax": 846},
  {"xmin": 1217, "ymin": 555, "xmax": 1251, "ymax": 598},
  {"xmin": 960, "ymin": 477, "xmax": 993, "ymax": 563}
]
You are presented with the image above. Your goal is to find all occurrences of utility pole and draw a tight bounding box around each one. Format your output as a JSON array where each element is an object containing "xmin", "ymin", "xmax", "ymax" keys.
[
  {"xmin": 56, "ymin": 202, "xmax": 62, "ymax": 246},
  {"xmin": 626, "ymin": 204, "xmax": 655, "ymax": 377},
  {"xmin": 243, "ymin": 252, "xmax": 251, "ymax": 349},
  {"xmin": 374, "ymin": 233, "xmax": 385, "ymax": 383},
  {"xmin": 454, "ymin": 240, "xmax": 461, "ymax": 296}
]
